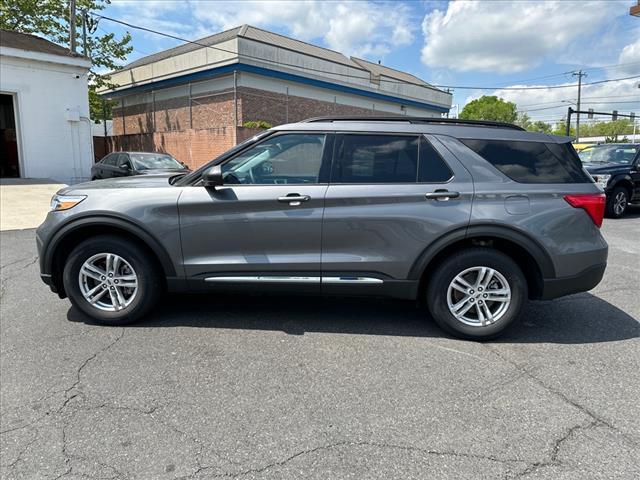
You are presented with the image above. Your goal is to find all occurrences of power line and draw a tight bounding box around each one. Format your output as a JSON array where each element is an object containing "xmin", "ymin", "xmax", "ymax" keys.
[{"xmin": 93, "ymin": 13, "xmax": 640, "ymax": 93}]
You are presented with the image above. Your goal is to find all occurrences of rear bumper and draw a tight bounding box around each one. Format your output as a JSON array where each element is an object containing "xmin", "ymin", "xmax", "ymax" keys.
[{"xmin": 540, "ymin": 263, "xmax": 606, "ymax": 300}]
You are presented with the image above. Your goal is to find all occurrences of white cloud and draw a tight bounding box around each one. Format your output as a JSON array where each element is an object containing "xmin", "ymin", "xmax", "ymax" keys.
[
  {"xmin": 421, "ymin": 0, "xmax": 624, "ymax": 73},
  {"xmin": 112, "ymin": 1, "xmax": 416, "ymax": 61},
  {"xmin": 618, "ymin": 37, "xmax": 640, "ymax": 75}
]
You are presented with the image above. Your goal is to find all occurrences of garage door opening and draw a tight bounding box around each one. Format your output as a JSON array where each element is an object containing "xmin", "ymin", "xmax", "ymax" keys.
[{"xmin": 1, "ymin": 94, "xmax": 20, "ymax": 178}]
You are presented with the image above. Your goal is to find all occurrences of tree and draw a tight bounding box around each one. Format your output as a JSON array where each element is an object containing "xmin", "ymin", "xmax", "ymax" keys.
[
  {"xmin": 1, "ymin": 0, "xmax": 132, "ymax": 121},
  {"xmin": 516, "ymin": 112, "xmax": 531, "ymax": 130},
  {"xmin": 527, "ymin": 121, "xmax": 552, "ymax": 134},
  {"xmin": 459, "ymin": 96, "xmax": 518, "ymax": 123}
]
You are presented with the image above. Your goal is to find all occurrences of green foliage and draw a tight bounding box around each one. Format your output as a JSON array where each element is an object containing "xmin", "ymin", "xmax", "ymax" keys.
[
  {"xmin": 459, "ymin": 96, "xmax": 518, "ymax": 124},
  {"xmin": 579, "ymin": 120, "xmax": 635, "ymax": 137},
  {"xmin": 243, "ymin": 120, "xmax": 273, "ymax": 130},
  {"xmin": 527, "ymin": 121, "xmax": 553, "ymax": 134},
  {"xmin": 516, "ymin": 112, "xmax": 531, "ymax": 130},
  {"xmin": 1, "ymin": 0, "xmax": 132, "ymax": 120}
]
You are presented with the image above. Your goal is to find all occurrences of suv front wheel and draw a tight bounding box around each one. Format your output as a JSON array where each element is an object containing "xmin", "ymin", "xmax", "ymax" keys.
[
  {"xmin": 63, "ymin": 235, "xmax": 162, "ymax": 325},
  {"xmin": 426, "ymin": 248, "xmax": 527, "ymax": 340}
]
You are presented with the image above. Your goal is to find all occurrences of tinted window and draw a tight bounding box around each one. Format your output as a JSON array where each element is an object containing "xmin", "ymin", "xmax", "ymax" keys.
[
  {"xmin": 222, "ymin": 134, "xmax": 326, "ymax": 184},
  {"xmin": 117, "ymin": 154, "xmax": 132, "ymax": 168},
  {"xmin": 461, "ymin": 139, "xmax": 591, "ymax": 183},
  {"xmin": 418, "ymin": 137, "xmax": 453, "ymax": 183},
  {"xmin": 333, "ymin": 135, "xmax": 418, "ymax": 183},
  {"xmin": 102, "ymin": 154, "xmax": 117, "ymax": 166}
]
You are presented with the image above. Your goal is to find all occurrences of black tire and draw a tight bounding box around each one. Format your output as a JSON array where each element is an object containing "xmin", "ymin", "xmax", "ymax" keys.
[
  {"xmin": 426, "ymin": 248, "xmax": 527, "ymax": 340},
  {"xmin": 605, "ymin": 186, "xmax": 629, "ymax": 219},
  {"xmin": 63, "ymin": 235, "xmax": 162, "ymax": 325}
]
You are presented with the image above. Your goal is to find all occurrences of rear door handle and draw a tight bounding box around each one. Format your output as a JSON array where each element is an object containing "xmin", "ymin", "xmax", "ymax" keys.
[
  {"xmin": 425, "ymin": 190, "xmax": 460, "ymax": 201},
  {"xmin": 277, "ymin": 194, "xmax": 310, "ymax": 206}
]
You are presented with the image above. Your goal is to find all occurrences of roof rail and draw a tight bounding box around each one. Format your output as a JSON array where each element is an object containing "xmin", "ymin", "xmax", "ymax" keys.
[{"xmin": 301, "ymin": 116, "xmax": 525, "ymax": 131}]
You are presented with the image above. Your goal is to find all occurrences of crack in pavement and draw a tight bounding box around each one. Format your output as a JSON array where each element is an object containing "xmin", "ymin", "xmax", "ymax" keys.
[
  {"xmin": 61, "ymin": 329, "xmax": 126, "ymax": 410},
  {"xmin": 506, "ymin": 420, "xmax": 600, "ymax": 479},
  {"xmin": 0, "ymin": 255, "xmax": 38, "ymax": 301},
  {"xmin": 0, "ymin": 255, "xmax": 38, "ymax": 271},
  {"xmin": 483, "ymin": 344, "xmax": 638, "ymax": 447},
  {"xmin": 1, "ymin": 428, "xmax": 39, "ymax": 470},
  {"xmin": 482, "ymin": 344, "xmax": 639, "ymax": 480},
  {"xmin": 1, "ymin": 329, "xmax": 127, "ymax": 478},
  {"xmin": 177, "ymin": 441, "xmax": 528, "ymax": 479}
]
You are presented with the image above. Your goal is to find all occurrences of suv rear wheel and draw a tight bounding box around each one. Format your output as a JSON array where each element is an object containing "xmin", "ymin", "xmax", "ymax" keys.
[
  {"xmin": 63, "ymin": 235, "xmax": 162, "ymax": 325},
  {"xmin": 426, "ymin": 248, "xmax": 527, "ymax": 340}
]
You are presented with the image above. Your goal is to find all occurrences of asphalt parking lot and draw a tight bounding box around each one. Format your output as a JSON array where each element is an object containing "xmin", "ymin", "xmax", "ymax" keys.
[{"xmin": 1, "ymin": 209, "xmax": 639, "ymax": 480}]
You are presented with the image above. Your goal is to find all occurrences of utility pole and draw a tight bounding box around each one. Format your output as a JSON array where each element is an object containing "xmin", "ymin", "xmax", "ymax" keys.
[
  {"xmin": 572, "ymin": 70, "xmax": 586, "ymax": 140},
  {"xmin": 81, "ymin": 8, "xmax": 88, "ymax": 57},
  {"xmin": 69, "ymin": 0, "xmax": 77, "ymax": 54}
]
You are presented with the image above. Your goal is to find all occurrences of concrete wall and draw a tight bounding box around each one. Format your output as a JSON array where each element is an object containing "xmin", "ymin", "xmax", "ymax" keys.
[{"xmin": 0, "ymin": 48, "xmax": 92, "ymax": 184}]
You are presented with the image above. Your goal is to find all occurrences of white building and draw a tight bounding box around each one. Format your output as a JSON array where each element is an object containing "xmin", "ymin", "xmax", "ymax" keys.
[{"xmin": 0, "ymin": 29, "xmax": 93, "ymax": 184}]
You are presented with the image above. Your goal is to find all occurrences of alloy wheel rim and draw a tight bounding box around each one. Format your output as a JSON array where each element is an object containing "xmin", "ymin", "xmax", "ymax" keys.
[
  {"xmin": 446, "ymin": 266, "xmax": 511, "ymax": 327},
  {"xmin": 78, "ymin": 253, "xmax": 138, "ymax": 312},
  {"xmin": 614, "ymin": 192, "xmax": 627, "ymax": 215}
]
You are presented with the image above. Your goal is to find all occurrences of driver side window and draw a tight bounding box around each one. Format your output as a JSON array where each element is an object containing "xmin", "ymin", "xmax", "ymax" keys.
[{"xmin": 222, "ymin": 134, "xmax": 326, "ymax": 185}]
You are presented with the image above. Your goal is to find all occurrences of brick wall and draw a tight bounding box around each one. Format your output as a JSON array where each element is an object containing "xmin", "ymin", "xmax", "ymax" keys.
[
  {"xmin": 238, "ymin": 86, "xmax": 379, "ymax": 125},
  {"xmin": 112, "ymin": 89, "xmax": 236, "ymax": 136},
  {"xmin": 105, "ymin": 127, "xmax": 236, "ymax": 170},
  {"xmin": 107, "ymin": 82, "xmax": 401, "ymax": 169}
]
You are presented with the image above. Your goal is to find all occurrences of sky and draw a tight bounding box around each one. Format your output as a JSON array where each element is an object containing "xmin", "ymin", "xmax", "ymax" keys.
[{"xmin": 99, "ymin": 0, "xmax": 640, "ymax": 125}]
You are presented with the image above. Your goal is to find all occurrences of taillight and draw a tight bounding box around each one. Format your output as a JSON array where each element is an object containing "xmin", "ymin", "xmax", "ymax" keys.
[{"xmin": 564, "ymin": 193, "xmax": 606, "ymax": 227}]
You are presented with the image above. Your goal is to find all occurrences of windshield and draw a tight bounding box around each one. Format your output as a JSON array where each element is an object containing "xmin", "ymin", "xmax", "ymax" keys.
[
  {"xmin": 130, "ymin": 153, "xmax": 184, "ymax": 170},
  {"xmin": 578, "ymin": 145, "xmax": 639, "ymax": 164}
]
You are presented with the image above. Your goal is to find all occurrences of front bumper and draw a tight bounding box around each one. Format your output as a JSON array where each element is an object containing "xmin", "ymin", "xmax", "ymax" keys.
[{"xmin": 540, "ymin": 263, "xmax": 606, "ymax": 300}]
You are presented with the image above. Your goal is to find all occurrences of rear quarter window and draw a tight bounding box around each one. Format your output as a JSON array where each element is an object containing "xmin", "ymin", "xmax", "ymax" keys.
[{"xmin": 460, "ymin": 139, "xmax": 591, "ymax": 183}]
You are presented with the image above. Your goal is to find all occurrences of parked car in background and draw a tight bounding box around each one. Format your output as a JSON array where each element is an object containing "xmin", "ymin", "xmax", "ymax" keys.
[
  {"xmin": 38, "ymin": 117, "xmax": 608, "ymax": 340},
  {"xmin": 91, "ymin": 152, "xmax": 189, "ymax": 180},
  {"xmin": 579, "ymin": 144, "xmax": 640, "ymax": 218}
]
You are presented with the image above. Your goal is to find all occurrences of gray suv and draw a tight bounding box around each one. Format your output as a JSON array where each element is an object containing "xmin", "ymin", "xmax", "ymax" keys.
[{"xmin": 36, "ymin": 117, "xmax": 608, "ymax": 339}]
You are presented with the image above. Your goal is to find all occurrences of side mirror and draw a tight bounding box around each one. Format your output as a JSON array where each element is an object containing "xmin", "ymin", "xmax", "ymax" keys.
[
  {"xmin": 121, "ymin": 163, "xmax": 131, "ymax": 170},
  {"xmin": 202, "ymin": 165, "xmax": 223, "ymax": 187}
]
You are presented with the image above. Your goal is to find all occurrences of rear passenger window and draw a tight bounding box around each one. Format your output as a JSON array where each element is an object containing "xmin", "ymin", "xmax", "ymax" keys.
[
  {"xmin": 333, "ymin": 135, "xmax": 418, "ymax": 183},
  {"xmin": 461, "ymin": 139, "xmax": 591, "ymax": 183},
  {"xmin": 418, "ymin": 137, "xmax": 453, "ymax": 183}
]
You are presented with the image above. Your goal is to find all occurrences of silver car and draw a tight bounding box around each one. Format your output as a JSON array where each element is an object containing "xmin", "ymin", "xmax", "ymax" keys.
[{"xmin": 37, "ymin": 117, "xmax": 608, "ymax": 339}]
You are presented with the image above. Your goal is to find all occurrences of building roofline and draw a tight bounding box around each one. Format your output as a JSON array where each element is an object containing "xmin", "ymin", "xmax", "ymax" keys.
[{"xmin": 102, "ymin": 62, "xmax": 450, "ymax": 113}]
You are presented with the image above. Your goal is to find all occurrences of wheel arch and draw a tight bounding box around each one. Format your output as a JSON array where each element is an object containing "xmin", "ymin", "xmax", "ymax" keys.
[
  {"xmin": 610, "ymin": 176, "xmax": 634, "ymax": 197},
  {"xmin": 43, "ymin": 215, "xmax": 176, "ymax": 297},
  {"xmin": 410, "ymin": 224, "xmax": 555, "ymax": 300}
]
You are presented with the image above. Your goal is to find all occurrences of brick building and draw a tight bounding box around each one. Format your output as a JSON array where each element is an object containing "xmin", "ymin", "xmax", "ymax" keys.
[{"xmin": 100, "ymin": 25, "xmax": 452, "ymax": 169}]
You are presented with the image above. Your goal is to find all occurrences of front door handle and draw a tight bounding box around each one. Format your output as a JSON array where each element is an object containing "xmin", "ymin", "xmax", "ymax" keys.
[
  {"xmin": 425, "ymin": 190, "xmax": 460, "ymax": 201},
  {"xmin": 277, "ymin": 194, "xmax": 310, "ymax": 206}
]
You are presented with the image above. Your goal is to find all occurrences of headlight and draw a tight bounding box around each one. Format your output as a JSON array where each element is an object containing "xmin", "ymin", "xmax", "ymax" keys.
[
  {"xmin": 50, "ymin": 194, "xmax": 86, "ymax": 211},
  {"xmin": 593, "ymin": 174, "xmax": 611, "ymax": 188}
]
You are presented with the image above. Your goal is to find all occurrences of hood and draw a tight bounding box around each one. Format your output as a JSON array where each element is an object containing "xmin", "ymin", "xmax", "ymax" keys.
[
  {"xmin": 583, "ymin": 162, "xmax": 631, "ymax": 175},
  {"xmin": 59, "ymin": 174, "xmax": 175, "ymax": 193}
]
